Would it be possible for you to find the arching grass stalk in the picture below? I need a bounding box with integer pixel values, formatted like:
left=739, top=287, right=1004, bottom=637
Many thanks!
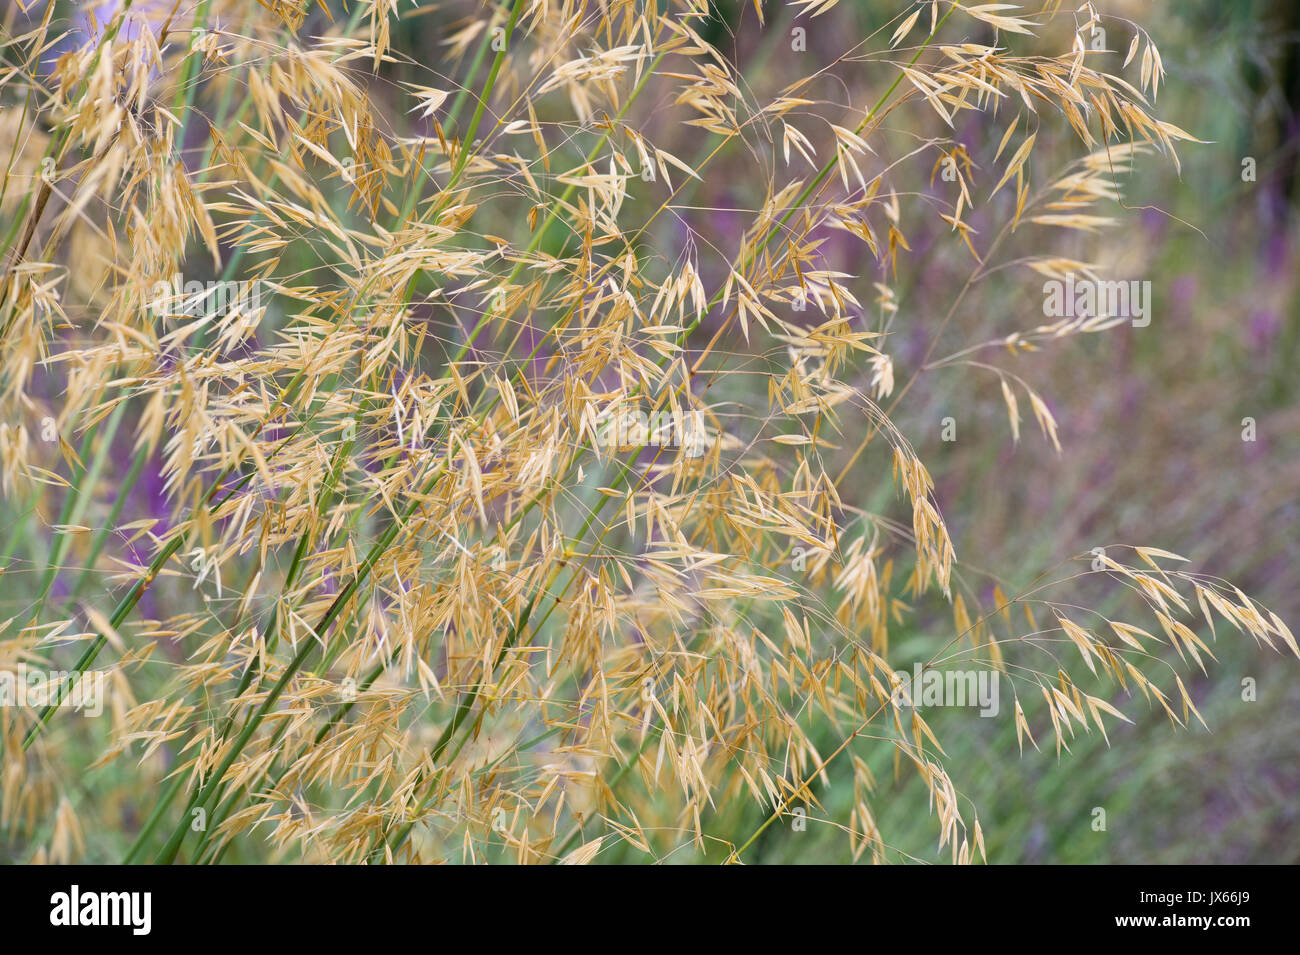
left=370, top=5, right=961, bottom=861
left=18, top=354, right=332, bottom=752
left=142, top=2, right=533, bottom=864
left=149, top=9, right=671, bottom=862
left=151, top=441, right=459, bottom=863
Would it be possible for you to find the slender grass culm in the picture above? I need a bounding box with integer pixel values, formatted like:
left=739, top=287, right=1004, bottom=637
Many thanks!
left=0, top=0, right=1294, bottom=867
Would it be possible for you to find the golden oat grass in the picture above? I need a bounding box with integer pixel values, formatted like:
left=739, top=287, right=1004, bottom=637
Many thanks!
left=0, top=0, right=1291, bottom=864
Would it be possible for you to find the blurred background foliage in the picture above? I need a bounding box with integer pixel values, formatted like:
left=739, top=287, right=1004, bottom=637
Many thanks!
left=683, top=0, right=1300, bottom=864
left=549, top=0, right=1300, bottom=864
